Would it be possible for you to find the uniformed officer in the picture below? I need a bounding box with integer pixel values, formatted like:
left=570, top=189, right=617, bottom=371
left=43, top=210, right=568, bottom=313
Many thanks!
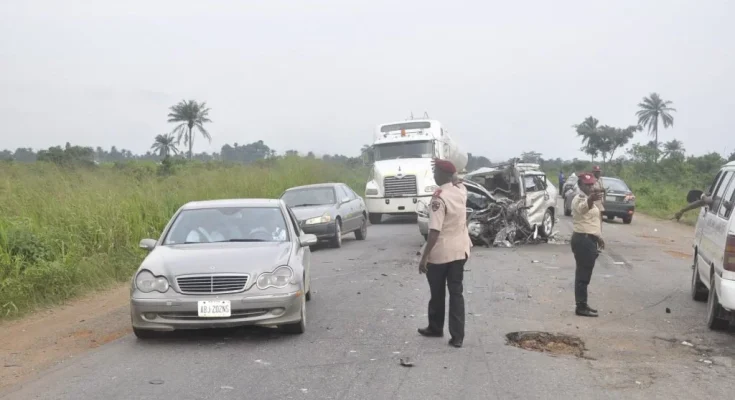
left=418, top=159, right=472, bottom=348
left=571, top=173, right=605, bottom=317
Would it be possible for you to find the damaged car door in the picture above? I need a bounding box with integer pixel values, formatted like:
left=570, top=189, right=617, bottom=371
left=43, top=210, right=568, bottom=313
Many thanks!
left=521, top=172, right=555, bottom=237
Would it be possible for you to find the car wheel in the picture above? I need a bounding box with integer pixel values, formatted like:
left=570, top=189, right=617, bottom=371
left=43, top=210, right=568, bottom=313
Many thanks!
left=330, top=220, right=342, bottom=248
left=355, top=216, right=367, bottom=240
left=606, top=215, right=615, bottom=221
left=706, top=272, right=730, bottom=330
left=369, top=213, right=382, bottom=225
left=622, top=215, right=633, bottom=224
left=691, top=255, right=708, bottom=302
left=282, top=295, right=306, bottom=334
left=539, top=209, right=554, bottom=238
left=133, top=327, right=160, bottom=339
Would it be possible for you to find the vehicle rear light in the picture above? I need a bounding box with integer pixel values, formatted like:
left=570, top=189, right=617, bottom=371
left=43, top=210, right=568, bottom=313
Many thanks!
left=726, top=234, right=735, bottom=272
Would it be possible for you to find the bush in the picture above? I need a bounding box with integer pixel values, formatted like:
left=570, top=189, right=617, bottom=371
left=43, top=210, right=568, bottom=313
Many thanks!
left=0, top=158, right=368, bottom=318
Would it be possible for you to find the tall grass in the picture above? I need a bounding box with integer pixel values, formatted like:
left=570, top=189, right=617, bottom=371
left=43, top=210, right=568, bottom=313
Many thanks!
left=0, top=157, right=367, bottom=319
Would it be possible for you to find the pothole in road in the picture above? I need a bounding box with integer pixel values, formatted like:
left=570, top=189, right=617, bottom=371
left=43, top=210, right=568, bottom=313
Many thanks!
left=506, top=331, right=586, bottom=358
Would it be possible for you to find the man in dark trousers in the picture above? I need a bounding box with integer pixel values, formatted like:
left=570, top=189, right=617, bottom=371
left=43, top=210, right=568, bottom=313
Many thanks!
left=418, top=159, right=472, bottom=348
left=570, top=173, right=604, bottom=317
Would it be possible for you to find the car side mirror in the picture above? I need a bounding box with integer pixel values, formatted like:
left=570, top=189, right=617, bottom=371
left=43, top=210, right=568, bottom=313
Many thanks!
left=139, top=238, right=157, bottom=251
left=687, top=189, right=704, bottom=203
left=300, top=234, right=318, bottom=247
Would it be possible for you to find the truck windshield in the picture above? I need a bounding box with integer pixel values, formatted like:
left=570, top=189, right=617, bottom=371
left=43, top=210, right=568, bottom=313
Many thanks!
left=373, top=141, right=433, bottom=161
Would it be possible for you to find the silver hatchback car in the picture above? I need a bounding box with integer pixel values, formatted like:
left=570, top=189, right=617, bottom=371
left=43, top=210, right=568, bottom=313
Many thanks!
left=130, top=199, right=317, bottom=339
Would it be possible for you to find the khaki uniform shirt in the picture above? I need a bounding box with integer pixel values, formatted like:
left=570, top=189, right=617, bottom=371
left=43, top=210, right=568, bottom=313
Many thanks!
left=572, top=193, right=602, bottom=237
left=427, top=182, right=472, bottom=264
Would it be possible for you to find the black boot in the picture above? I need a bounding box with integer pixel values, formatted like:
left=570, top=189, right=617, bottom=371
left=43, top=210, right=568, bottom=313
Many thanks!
left=576, top=303, right=598, bottom=317
left=418, top=327, right=443, bottom=337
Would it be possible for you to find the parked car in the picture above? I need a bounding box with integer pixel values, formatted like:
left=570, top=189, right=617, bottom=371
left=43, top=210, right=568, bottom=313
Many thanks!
left=689, top=160, right=735, bottom=330
left=418, top=161, right=558, bottom=243
left=280, top=183, right=367, bottom=248
left=130, top=199, right=316, bottom=339
left=562, top=172, right=579, bottom=197
left=563, top=176, right=636, bottom=224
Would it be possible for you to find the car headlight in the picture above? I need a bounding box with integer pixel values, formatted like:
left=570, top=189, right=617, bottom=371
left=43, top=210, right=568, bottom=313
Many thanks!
left=424, top=185, right=438, bottom=193
left=305, top=213, right=332, bottom=225
left=135, top=270, right=169, bottom=293
left=256, top=266, right=294, bottom=289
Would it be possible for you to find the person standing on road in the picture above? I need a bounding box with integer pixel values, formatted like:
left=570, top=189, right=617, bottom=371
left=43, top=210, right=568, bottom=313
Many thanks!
left=558, top=170, right=565, bottom=196
left=571, top=173, right=605, bottom=317
left=418, top=159, right=472, bottom=348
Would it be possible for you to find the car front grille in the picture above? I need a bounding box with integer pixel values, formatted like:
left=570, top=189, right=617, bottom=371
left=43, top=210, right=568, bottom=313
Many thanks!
left=155, top=309, right=269, bottom=320
left=176, top=274, right=249, bottom=294
left=383, top=175, right=418, bottom=197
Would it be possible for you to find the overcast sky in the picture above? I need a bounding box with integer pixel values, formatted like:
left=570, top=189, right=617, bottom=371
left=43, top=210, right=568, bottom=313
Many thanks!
left=1, top=0, right=732, bottom=160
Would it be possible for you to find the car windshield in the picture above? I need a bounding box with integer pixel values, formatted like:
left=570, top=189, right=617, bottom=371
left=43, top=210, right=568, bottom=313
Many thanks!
left=281, top=188, right=336, bottom=207
left=602, top=178, right=629, bottom=192
left=373, top=141, right=433, bottom=161
left=162, top=206, right=289, bottom=245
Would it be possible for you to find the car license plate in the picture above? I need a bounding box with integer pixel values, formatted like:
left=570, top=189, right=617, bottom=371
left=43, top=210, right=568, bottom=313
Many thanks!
left=606, top=195, right=618, bottom=202
left=197, top=300, right=231, bottom=318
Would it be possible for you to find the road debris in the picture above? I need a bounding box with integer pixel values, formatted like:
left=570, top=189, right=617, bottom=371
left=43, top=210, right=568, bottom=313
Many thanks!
left=221, top=386, right=234, bottom=390
left=666, top=308, right=671, bottom=314
left=399, top=357, right=414, bottom=367
left=149, top=379, right=164, bottom=385
left=681, top=341, right=694, bottom=347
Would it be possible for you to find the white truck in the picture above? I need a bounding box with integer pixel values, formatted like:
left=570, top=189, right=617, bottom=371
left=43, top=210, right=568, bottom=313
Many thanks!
left=364, top=119, right=468, bottom=224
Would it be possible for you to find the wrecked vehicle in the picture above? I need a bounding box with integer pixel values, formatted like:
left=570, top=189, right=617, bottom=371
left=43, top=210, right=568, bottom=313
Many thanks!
left=416, top=160, right=558, bottom=247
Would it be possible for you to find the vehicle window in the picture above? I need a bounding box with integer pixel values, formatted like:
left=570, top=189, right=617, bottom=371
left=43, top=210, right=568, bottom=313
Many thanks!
left=337, top=185, right=351, bottom=201
left=601, top=178, right=629, bottom=192
left=533, top=176, right=547, bottom=190
left=380, top=121, right=431, bottom=132
left=286, top=207, right=302, bottom=236
left=524, top=176, right=540, bottom=192
left=714, top=172, right=734, bottom=217
left=710, top=171, right=733, bottom=214
left=343, top=186, right=358, bottom=200
left=281, top=187, right=336, bottom=207
left=373, top=140, right=434, bottom=161
left=724, top=183, right=735, bottom=220
left=162, top=206, right=289, bottom=244
left=706, top=170, right=724, bottom=196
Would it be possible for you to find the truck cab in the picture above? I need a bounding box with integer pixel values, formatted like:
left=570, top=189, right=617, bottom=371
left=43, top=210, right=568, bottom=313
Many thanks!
left=364, top=119, right=467, bottom=224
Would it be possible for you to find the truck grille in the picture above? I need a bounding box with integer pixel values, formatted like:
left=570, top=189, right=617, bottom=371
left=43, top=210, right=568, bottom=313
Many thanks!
left=176, top=274, right=249, bottom=294
left=383, top=175, right=418, bottom=197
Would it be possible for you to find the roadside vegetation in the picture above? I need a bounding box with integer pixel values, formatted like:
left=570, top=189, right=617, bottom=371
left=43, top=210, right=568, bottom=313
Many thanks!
left=0, top=157, right=367, bottom=319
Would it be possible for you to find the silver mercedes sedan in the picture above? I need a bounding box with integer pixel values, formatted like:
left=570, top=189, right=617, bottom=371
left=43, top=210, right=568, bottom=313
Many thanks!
left=130, top=199, right=317, bottom=339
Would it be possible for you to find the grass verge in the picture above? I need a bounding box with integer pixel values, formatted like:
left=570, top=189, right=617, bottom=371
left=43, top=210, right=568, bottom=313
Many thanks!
left=0, top=157, right=367, bottom=319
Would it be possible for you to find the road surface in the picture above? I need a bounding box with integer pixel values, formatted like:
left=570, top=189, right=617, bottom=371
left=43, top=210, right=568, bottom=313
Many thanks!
left=2, top=204, right=734, bottom=400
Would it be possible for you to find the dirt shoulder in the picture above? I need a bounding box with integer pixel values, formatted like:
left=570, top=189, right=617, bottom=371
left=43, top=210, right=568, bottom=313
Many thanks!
left=0, top=284, right=131, bottom=391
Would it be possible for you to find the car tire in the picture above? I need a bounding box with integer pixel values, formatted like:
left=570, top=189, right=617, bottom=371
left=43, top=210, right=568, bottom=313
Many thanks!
left=622, top=215, right=633, bottom=224
left=706, top=272, right=730, bottom=330
left=355, top=216, right=367, bottom=240
left=369, top=213, right=382, bottom=225
left=539, top=209, right=554, bottom=238
left=691, top=255, right=708, bottom=302
left=133, top=327, right=160, bottom=339
left=282, top=295, right=306, bottom=334
left=606, top=215, right=615, bottom=221
left=330, top=221, right=343, bottom=248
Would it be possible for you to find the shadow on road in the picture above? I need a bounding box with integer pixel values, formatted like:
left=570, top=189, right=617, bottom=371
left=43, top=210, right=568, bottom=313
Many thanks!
left=134, top=326, right=297, bottom=345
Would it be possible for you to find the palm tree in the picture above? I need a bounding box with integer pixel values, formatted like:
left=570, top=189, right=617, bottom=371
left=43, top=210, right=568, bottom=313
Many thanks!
left=573, top=116, right=600, bottom=162
left=167, top=100, right=212, bottom=159
left=635, top=93, right=676, bottom=160
left=151, top=134, right=179, bottom=158
left=662, top=139, right=685, bottom=159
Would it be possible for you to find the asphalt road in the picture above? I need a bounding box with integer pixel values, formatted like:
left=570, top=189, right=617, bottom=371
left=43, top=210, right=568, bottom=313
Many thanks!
left=3, top=203, right=734, bottom=400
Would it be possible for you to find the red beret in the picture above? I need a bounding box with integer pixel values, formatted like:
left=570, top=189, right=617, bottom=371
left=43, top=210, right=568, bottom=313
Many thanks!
left=433, top=159, right=456, bottom=174
left=579, top=173, right=597, bottom=185
left=593, top=165, right=601, bottom=172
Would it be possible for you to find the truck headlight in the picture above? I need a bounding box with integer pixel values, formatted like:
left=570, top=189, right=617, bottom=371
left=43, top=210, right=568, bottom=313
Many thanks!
left=365, top=180, right=380, bottom=197
left=135, top=270, right=169, bottom=293
left=365, top=188, right=379, bottom=196
left=424, top=185, right=439, bottom=193
left=257, top=266, right=294, bottom=289
left=305, top=214, right=332, bottom=225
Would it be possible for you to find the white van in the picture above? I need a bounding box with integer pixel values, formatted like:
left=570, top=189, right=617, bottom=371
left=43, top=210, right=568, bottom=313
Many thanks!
left=689, top=161, right=735, bottom=330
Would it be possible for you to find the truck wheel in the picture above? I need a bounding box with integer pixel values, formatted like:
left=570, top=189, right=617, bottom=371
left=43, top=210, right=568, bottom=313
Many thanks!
left=622, top=215, right=633, bottom=224
left=690, top=256, right=708, bottom=302
left=369, top=213, right=382, bottom=225
left=706, top=273, right=730, bottom=330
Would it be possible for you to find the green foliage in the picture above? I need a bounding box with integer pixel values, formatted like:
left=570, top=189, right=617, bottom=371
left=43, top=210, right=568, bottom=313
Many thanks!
left=0, top=157, right=368, bottom=319
left=636, top=93, right=676, bottom=156
left=167, top=100, right=213, bottom=159
left=36, top=142, right=96, bottom=167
